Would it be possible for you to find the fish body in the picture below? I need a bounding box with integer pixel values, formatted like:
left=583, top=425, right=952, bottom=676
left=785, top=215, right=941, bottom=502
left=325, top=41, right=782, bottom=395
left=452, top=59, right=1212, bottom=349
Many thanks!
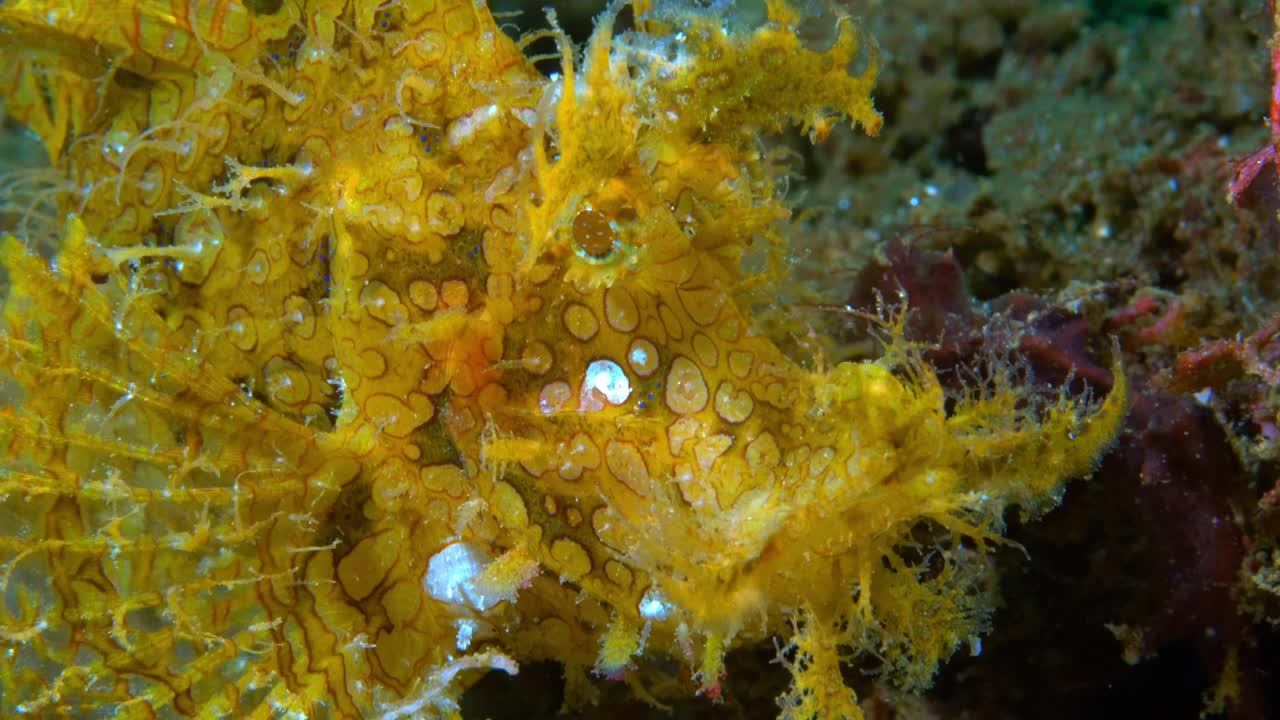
left=0, top=1, right=1123, bottom=717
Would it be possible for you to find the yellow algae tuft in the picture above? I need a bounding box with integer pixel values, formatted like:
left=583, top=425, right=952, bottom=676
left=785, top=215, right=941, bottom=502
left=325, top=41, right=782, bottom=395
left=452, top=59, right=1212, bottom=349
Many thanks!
left=0, top=0, right=1124, bottom=717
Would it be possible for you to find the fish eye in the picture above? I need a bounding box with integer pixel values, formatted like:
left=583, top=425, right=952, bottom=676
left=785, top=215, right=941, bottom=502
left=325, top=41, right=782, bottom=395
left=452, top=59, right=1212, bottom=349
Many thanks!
left=571, top=208, right=618, bottom=262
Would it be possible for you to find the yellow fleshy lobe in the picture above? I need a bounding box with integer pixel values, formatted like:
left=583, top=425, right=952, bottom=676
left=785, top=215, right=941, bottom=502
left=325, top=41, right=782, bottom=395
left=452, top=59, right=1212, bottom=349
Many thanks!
left=0, top=0, right=1123, bottom=717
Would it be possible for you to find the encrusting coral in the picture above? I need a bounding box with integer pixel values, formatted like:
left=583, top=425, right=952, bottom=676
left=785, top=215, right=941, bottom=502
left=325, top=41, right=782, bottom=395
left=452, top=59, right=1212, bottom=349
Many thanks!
left=0, top=0, right=1125, bottom=717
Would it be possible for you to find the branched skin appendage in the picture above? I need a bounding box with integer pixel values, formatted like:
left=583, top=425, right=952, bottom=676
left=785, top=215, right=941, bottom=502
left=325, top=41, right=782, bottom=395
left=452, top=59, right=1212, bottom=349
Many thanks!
left=0, top=0, right=1125, bottom=717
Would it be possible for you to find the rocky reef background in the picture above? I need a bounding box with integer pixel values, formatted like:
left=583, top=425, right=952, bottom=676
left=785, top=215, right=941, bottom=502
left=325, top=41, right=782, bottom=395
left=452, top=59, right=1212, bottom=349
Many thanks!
left=5, top=0, right=1280, bottom=717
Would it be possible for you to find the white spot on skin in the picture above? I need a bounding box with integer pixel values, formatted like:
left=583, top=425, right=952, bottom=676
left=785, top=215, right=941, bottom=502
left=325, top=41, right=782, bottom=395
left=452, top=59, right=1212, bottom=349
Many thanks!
left=638, top=587, right=673, bottom=621
left=580, top=360, right=631, bottom=411
left=424, top=542, right=497, bottom=611
left=455, top=619, right=477, bottom=650
left=628, top=339, right=659, bottom=377
left=446, top=104, right=500, bottom=147
left=512, top=108, right=537, bottom=128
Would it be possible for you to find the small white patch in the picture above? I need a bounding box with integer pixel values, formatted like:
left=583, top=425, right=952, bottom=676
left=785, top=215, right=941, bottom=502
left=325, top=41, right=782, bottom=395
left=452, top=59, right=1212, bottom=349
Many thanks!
left=446, top=104, right=500, bottom=147
left=424, top=542, right=495, bottom=611
left=580, top=359, right=631, bottom=411
left=638, top=587, right=672, bottom=621
left=455, top=619, right=477, bottom=651
left=511, top=108, right=537, bottom=128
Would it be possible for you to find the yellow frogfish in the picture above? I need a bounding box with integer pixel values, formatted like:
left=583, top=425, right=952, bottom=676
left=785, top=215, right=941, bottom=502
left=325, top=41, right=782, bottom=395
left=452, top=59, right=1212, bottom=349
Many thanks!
left=0, top=0, right=1125, bottom=717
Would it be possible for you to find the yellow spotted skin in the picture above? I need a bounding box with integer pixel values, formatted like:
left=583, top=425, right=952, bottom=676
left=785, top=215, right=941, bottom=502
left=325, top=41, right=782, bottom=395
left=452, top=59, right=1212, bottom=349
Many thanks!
left=0, top=0, right=1125, bottom=717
